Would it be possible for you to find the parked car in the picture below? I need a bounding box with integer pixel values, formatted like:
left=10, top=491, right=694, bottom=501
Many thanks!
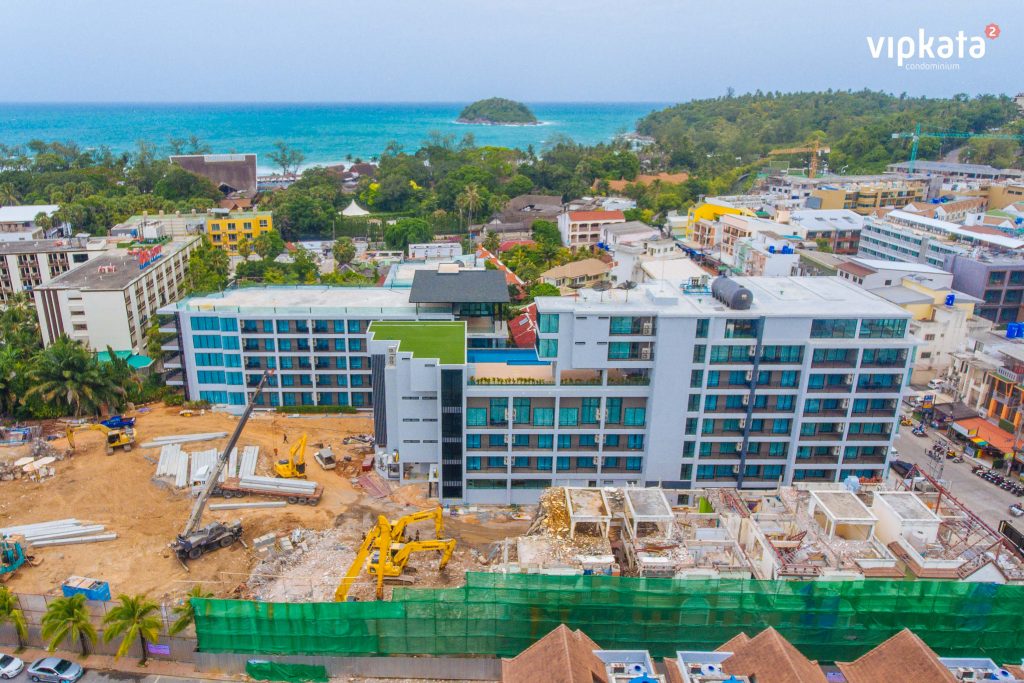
left=27, top=657, right=83, bottom=682
left=927, top=378, right=944, bottom=390
left=0, top=653, right=24, bottom=680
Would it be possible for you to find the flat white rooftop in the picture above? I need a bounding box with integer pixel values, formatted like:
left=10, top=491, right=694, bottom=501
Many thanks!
left=536, top=275, right=909, bottom=319
left=0, top=204, right=59, bottom=223
left=165, top=285, right=422, bottom=315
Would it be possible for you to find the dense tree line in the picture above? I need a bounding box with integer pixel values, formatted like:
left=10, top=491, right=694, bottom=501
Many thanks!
left=637, top=90, right=1021, bottom=175
left=0, top=140, right=222, bottom=235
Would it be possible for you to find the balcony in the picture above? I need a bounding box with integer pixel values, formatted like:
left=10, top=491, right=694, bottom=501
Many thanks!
left=856, top=383, right=901, bottom=393
left=606, top=368, right=651, bottom=386
left=800, top=432, right=844, bottom=441
left=467, top=352, right=555, bottom=386
left=808, top=382, right=852, bottom=394
left=165, top=369, right=183, bottom=386
left=560, top=369, right=603, bottom=386
left=795, top=455, right=841, bottom=465
left=164, top=354, right=182, bottom=369
left=846, top=432, right=892, bottom=441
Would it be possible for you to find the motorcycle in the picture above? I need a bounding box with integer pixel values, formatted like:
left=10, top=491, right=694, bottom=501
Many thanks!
left=900, top=416, right=914, bottom=427
left=912, top=427, right=927, bottom=437
left=1011, top=504, right=1024, bottom=518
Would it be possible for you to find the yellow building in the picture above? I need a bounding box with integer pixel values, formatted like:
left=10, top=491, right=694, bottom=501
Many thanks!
left=683, top=202, right=752, bottom=243
left=204, top=211, right=274, bottom=253
left=810, top=182, right=926, bottom=215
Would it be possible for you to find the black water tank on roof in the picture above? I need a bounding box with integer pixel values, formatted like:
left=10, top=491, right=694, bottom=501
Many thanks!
left=711, top=277, right=753, bottom=310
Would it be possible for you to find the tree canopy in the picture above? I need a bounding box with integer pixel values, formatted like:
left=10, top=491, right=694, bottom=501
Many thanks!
left=458, top=98, right=538, bottom=125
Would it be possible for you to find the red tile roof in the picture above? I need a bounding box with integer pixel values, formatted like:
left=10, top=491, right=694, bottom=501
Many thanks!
left=509, top=302, right=538, bottom=349
left=568, top=210, right=625, bottom=222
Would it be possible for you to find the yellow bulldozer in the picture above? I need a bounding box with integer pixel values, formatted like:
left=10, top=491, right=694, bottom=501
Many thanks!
left=66, top=423, right=135, bottom=455
left=335, top=507, right=456, bottom=601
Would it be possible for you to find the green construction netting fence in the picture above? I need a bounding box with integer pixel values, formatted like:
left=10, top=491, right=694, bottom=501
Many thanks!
left=245, top=660, right=328, bottom=683
left=194, top=572, right=1024, bottom=663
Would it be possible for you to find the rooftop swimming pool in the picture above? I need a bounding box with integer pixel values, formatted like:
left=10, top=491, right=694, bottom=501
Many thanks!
left=467, top=348, right=550, bottom=365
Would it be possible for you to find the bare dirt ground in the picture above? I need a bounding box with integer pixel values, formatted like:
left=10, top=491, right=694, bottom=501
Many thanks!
left=0, top=405, right=528, bottom=603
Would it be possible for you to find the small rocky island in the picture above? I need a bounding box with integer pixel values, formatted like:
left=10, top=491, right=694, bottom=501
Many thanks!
left=457, top=98, right=539, bottom=125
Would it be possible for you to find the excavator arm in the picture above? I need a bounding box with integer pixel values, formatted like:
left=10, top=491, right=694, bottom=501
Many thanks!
left=389, top=539, right=457, bottom=572
left=390, top=507, right=444, bottom=543
left=334, top=517, right=387, bottom=602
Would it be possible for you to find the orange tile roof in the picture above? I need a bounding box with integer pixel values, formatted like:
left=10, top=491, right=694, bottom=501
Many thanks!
left=568, top=210, right=625, bottom=222
left=952, top=417, right=1014, bottom=453
left=721, top=628, right=826, bottom=683
left=500, top=624, right=607, bottom=683
left=836, top=629, right=955, bottom=683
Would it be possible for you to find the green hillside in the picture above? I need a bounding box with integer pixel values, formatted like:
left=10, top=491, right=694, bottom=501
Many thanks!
left=458, top=98, right=538, bottom=125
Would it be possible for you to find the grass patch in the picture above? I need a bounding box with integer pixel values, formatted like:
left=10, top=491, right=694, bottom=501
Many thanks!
left=368, top=321, right=466, bottom=365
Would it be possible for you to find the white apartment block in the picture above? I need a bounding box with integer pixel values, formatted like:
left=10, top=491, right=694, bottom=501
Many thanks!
left=161, top=267, right=914, bottom=505
left=0, top=204, right=66, bottom=242
left=0, top=236, right=109, bottom=304
left=34, top=238, right=199, bottom=353
left=558, top=210, right=625, bottom=249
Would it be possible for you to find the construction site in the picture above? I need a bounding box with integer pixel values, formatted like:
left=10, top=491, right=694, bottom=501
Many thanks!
left=0, top=400, right=527, bottom=603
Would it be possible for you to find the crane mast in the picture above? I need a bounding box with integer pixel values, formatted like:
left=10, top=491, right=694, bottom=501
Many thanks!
left=180, top=370, right=272, bottom=538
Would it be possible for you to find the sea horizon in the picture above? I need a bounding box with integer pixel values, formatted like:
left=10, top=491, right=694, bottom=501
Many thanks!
left=0, top=102, right=666, bottom=171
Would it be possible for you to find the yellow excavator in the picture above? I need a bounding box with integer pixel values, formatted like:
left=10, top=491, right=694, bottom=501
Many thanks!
left=274, top=433, right=307, bottom=478
left=334, top=507, right=456, bottom=601
left=66, top=423, right=135, bottom=455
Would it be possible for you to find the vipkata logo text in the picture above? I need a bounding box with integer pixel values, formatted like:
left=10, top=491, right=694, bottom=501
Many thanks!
left=866, top=25, right=1000, bottom=69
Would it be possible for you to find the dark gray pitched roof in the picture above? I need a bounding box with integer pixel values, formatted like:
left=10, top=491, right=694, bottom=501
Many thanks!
left=409, top=269, right=510, bottom=303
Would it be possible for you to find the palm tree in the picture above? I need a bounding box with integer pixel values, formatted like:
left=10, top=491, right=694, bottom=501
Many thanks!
left=100, top=345, right=140, bottom=406
left=0, top=182, right=18, bottom=206
left=26, top=336, right=123, bottom=417
left=102, top=594, right=162, bottom=665
left=456, top=183, right=483, bottom=228
left=0, top=587, right=28, bottom=650
left=41, top=594, right=96, bottom=656
left=168, top=585, right=213, bottom=636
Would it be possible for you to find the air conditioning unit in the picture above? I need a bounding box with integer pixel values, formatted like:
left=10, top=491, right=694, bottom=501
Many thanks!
left=831, top=446, right=841, bottom=455
left=641, top=322, right=653, bottom=335
left=841, top=399, right=849, bottom=408
left=731, top=464, right=740, bottom=475
left=595, top=434, right=603, bottom=445
left=745, top=370, right=753, bottom=382
left=741, top=395, right=749, bottom=406
left=640, top=347, right=652, bottom=360
left=748, top=346, right=757, bottom=357
left=386, top=345, right=398, bottom=368
left=844, top=374, right=854, bottom=384
left=595, top=409, right=604, bottom=420
left=738, top=418, right=746, bottom=429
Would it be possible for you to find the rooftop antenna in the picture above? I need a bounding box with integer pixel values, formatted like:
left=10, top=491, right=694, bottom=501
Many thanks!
left=568, top=282, right=585, bottom=300
left=592, top=280, right=612, bottom=301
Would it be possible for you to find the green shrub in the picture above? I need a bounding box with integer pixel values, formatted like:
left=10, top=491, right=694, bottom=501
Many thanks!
left=184, top=400, right=211, bottom=410
left=163, top=394, right=185, bottom=407
left=274, top=405, right=358, bottom=414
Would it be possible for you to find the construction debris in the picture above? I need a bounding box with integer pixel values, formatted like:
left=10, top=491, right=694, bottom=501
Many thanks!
left=139, top=432, right=229, bottom=448
left=209, top=501, right=287, bottom=511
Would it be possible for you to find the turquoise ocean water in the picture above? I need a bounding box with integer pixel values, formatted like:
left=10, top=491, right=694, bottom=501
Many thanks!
left=0, top=102, right=664, bottom=171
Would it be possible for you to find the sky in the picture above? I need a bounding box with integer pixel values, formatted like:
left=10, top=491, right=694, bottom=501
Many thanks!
left=1, top=0, right=1020, bottom=102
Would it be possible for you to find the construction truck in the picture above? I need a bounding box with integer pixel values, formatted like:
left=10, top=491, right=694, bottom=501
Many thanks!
left=274, top=433, right=307, bottom=478
left=313, top=446, right=336, bottom=470
left=215, top=477, right=323, bottom=505
left=170, top=371, right=271, bottom=562
left=334, top=507, right=455, bottom=601
left=66, top=423, right=135, bottom=455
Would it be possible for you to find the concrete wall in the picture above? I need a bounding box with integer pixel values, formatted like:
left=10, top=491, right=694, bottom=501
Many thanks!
left=195, top=652, right=501, bottom=680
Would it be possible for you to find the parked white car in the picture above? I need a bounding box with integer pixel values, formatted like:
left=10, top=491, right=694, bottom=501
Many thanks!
left=927, top=378, right=944, bottom=390
left=0, top=653, right=24, bottom=680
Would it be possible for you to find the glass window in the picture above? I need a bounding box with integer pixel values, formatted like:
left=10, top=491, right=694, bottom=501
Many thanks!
left=780, top=371, right=799, bottom=387
left=581, top=398, right=600, bottom=424
left=692, top=344, right=706, bottom=363
left=724, top=319, right=759, bottom=338
left=627, top=434, right=644, bottom=449
left=348, top=320, right=364, bottom=333
left=537, top=435, right=553, bottom=449
left=190, top=316, right=220, bottom=331
left=860, top=318, right=907, bottom=339
left=624, top=407, right=646, bottom=426
left=706, top=371, right=720, bottom=387
left=610, top=317, right=634, bottom=335
left=513, top=434, right=529, bottom=447
left=533, top=407, right=554, bottom=426
left=538, top=338, right=558, bottom=358
left=609, top=342, right=631, bottom=360
left=557, top=435, right=571, bottom=449
left=605, top=398, right=622, bottom=424
left=690, top=370, right=703, bottom=388
left=811, top=319, right=857, bottom=338
left=559, top=407, right=579, bottom=426
left=489, top=399, right=507, bottom=424
left=467, top=408, right=487, bottom=427
left=467, top=456, right=481, bottom=469
left=695, top=318, right=709, bottom=338
left=513, top=398, right=531, bottom=424
left=538, top=314, right=559, bottom=333
left=488, top=434, right=507, bottom=447
left=605, top=434, right=620, bottom=448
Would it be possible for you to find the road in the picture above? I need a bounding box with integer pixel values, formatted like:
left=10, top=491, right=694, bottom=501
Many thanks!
left=893, top=426, right=1020, bottom=529
left=80, top=675, right=205, bottom=683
